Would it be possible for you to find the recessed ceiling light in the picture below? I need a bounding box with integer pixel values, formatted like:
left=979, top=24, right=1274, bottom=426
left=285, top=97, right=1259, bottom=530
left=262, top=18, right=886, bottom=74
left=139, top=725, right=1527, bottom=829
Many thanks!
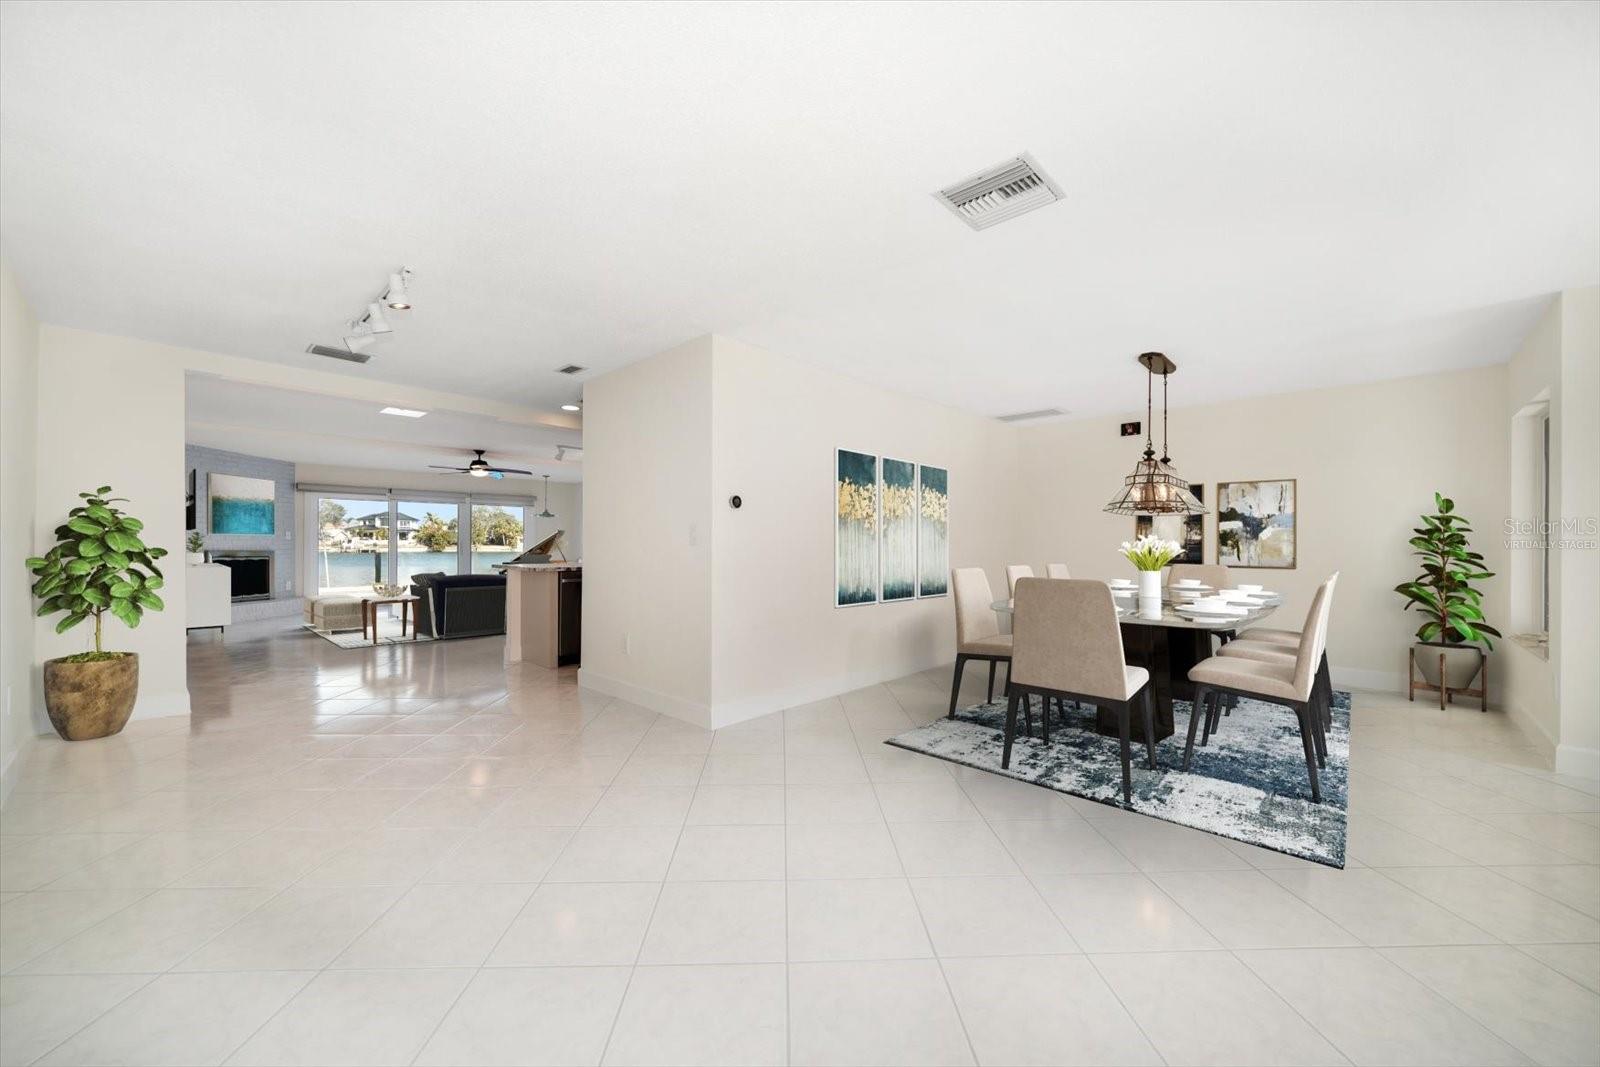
left=380, top=406, right=427, bottom=418
left=561, top=403, right=581, bottom=412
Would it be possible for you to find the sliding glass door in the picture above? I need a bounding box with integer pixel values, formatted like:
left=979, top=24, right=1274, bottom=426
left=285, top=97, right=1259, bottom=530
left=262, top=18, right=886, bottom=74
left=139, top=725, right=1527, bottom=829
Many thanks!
left=306, top=487, right=538, bottom=595
left=397, top=499, right=461, bottom=585
left=470, top=503, right=527, bottom=573
left=315, top=495, right=389, bottom=596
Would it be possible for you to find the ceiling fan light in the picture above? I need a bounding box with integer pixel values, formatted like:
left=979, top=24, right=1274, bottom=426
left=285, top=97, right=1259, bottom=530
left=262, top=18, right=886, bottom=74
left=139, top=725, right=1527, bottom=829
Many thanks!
left=469, top=467, right=489, bottom=477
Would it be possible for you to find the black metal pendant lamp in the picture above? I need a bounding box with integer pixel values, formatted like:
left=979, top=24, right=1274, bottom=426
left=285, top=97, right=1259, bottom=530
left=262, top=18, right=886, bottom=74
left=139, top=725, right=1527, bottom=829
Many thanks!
left=1102, top=352, right=1207, bottom=516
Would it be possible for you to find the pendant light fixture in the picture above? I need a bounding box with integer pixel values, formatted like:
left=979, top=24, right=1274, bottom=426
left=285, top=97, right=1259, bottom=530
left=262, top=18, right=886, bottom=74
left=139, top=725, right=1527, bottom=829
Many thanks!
left=1103, top=352, right=1207, bottom=516
left=538, top=475, right=556, bottom=519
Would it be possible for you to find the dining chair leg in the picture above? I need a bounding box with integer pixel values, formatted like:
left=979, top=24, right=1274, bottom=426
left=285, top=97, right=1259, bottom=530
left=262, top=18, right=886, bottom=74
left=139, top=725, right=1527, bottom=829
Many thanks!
left=1140, top=686, right=1157, bottom=769
left=986, top=660, right=997, bottom=704
left=1117, top=700, right=1134, bottom=805
left=1183, top=685, right=1208, bottom=771
left=1295, top=703, right=1322, bottom=803
left=1310, top=690, right=1328, bottom=768
left=1316, top=654, right=1333, bottom=729
left=1040, top=693, right=1051, bottom=744
left=947, top=655, right=967, bottom=719
left=1200, top=690, right=1216, bottom=747
left=1212, top=691, right=1228, bottom=732
left=1023, top=695, right=1034, bottom=739
left=1001, top=687, right=1019, bottom=769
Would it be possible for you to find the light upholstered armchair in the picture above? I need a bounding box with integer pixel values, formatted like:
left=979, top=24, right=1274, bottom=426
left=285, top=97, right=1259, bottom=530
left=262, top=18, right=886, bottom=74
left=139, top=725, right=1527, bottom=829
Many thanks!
left=948, top=567, right=1013, bottom=717
left=1005, top=578, right=1156, bottom=804
left=1045, top=563, right=1071, bottom=579
left=1184, top=577, right=1336, bottom=802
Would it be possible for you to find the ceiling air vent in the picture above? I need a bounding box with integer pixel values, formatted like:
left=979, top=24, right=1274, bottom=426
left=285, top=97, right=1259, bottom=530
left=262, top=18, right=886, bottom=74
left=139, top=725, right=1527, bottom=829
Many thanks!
left=306, top=344, right=372, bottom=364
left=556, top=364, right=587, bottom=375
left=996, top=407, right=1067, bottom=423
left=935, top=153, right=1063, bottom=231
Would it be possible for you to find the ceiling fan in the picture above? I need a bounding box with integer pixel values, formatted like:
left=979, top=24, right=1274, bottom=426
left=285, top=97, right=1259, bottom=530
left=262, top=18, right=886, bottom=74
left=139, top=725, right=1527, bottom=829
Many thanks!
left=428, top=449, right=533, bottom=479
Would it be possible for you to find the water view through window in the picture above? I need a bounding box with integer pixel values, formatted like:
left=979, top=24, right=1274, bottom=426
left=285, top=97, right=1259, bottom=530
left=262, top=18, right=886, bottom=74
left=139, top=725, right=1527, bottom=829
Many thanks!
left=315, top=495, right=527, bottom=595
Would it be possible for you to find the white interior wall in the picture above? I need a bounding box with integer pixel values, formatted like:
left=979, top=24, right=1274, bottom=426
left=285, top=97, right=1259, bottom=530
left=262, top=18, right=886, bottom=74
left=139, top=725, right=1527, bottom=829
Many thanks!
left=1503, top=297, right=1564, bottom=751
left=708, top=335, right=1016, bottom=725
left=1011, top=364, right=1512, bottom=701
left=1556, top=287, right=1599, bottom=777
left=579, top=337, right=716, bottom=721
left=1, top=262, right=40, bottom=803
left=33, top=325, right=192, bottom=724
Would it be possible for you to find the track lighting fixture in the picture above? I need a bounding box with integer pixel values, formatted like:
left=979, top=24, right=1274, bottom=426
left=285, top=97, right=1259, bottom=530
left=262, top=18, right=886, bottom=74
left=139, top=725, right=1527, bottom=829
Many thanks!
left=383, top=268, right=413, bottom=311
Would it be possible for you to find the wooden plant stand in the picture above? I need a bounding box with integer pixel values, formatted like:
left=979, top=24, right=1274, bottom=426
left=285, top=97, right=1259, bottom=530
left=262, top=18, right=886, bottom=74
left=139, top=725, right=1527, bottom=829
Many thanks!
left=1408, top=646, right=1487, bottom=712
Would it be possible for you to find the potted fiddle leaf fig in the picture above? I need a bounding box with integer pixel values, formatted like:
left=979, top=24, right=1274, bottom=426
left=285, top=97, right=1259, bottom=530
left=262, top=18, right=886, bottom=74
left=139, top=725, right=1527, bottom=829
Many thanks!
left=1395, top=492, right=1499, bottom=698
left=25, top=486, right=168, bottom=741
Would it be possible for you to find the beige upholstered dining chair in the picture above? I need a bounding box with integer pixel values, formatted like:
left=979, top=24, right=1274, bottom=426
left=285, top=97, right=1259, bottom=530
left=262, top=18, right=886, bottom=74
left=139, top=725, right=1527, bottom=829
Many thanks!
left=1166, top=563, right=1230, bottom=590
left=949, top=568, right=1013, bottom=717
left=1004, top=578, right=1156, bottom=804
left=1218, top=573, right=1340, bottom=732
left=1045, top=563, right=1071, bottom=579
left=1184, top=579, right=1335, bottom=802
left=1005, top=564, right=1034, bottom=597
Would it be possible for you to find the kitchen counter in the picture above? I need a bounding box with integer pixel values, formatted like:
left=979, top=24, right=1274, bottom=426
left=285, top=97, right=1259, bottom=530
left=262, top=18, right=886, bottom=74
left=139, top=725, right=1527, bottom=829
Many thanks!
left=504, top=564, right=582, bottom=667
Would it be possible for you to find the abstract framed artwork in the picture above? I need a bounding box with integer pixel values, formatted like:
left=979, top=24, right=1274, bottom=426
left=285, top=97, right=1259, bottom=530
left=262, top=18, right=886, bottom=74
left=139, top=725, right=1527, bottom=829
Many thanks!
left=917, top=464, right=949, bottom=598
left=209, top=473, right=276, bottom=534
left=1217, top=479, right=1296, bottom=568
left=879, top=458, right=917, bottom=601
left=1136, top=483, right=1204, bottom=564
left=835, top=448, right=879, bottom=606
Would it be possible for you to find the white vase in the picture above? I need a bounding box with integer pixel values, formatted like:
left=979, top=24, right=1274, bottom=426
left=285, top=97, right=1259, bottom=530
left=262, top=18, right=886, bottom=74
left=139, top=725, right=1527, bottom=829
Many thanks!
left=187, top=552, right=205, bottom=565
left=1137, top=569, right=1162, bottom=602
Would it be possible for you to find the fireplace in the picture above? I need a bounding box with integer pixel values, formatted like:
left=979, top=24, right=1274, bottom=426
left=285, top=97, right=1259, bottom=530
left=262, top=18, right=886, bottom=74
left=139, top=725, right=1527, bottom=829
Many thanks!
left=210, top=551, right=273, bottom=602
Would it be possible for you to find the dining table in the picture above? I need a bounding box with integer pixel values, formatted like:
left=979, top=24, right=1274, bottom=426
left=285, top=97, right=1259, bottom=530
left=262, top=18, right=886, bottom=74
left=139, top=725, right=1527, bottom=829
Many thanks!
left=991, top=592, right=1281, bottom=743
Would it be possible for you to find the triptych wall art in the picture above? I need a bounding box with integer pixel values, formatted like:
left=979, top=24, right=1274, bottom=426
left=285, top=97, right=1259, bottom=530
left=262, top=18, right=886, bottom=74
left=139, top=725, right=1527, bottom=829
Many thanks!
left=835, top=449, right=948, bottom=607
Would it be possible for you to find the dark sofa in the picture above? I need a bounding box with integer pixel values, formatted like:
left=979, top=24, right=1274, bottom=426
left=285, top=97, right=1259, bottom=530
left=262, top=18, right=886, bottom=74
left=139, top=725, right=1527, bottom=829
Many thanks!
left=409, top=572, right=507, bottom=639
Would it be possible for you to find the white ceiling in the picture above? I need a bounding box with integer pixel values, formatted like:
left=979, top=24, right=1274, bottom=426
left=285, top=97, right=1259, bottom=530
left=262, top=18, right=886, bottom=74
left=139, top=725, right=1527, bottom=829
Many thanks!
left=185, top=374, right=583, bottom=481
left=3, top=2, right=1596, bottom=419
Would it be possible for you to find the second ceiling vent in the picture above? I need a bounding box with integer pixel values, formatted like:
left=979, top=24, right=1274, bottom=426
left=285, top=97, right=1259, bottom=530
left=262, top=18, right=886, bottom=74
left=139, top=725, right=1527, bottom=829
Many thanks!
left=935, top=153, right=1063, bottom=231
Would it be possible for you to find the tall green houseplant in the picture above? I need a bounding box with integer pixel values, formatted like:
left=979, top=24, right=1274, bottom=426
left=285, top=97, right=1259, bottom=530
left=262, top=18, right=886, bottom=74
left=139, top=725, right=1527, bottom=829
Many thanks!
left=1394, top=492, right=1500, bottom=648
left=25, top=486, right=168, bottom=740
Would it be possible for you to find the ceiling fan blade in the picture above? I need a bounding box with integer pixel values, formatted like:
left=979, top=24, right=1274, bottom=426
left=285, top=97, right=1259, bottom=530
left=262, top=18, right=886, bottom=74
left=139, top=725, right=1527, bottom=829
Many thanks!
left=427, top=465, right=471, bottom=472
left=486, top=467, right=534, bottom=476
left=489, top=471, right=504, bottom=480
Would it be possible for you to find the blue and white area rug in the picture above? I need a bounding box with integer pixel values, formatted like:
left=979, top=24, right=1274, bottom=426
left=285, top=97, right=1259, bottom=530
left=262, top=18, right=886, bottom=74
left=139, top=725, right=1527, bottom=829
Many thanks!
left=887, top=692, right=1350, bottom=867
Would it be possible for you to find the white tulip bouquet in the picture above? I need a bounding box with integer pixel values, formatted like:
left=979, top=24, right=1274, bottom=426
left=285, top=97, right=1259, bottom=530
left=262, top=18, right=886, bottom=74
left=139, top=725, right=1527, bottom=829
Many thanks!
left=1118, top=535, right=1182, bottom=572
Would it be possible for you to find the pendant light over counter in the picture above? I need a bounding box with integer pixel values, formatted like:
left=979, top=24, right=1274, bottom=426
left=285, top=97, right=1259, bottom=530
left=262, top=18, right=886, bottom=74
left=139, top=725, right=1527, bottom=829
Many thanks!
left=538, top=475, right=556, bottom=519
left=1103, top=352, right=1207, bottom=517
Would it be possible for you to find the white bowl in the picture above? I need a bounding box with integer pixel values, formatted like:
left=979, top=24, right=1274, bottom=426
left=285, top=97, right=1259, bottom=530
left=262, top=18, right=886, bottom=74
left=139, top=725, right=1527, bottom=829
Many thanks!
left=1217, top=589, right=1252, bottom=601
left=1174, top=578, right=1203, bottom=587
left=1236, top=584, right=1263, bottom=594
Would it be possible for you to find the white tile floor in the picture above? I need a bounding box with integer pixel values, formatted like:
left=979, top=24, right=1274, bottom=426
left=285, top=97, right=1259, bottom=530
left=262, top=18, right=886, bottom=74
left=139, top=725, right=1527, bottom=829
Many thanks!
left=1, top=619, right=1597, bottom=1065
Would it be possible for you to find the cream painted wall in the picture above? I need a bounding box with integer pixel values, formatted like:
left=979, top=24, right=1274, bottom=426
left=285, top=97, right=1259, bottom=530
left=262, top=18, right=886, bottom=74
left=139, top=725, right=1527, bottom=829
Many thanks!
left=1011, top=364, right=1511, bottom=697
left=34, top=326, right=191, bottom=722
left=580, top=337, right=715, bottom=721
left=1503, top=296, right=1562, bottom=751
left=1, top=262, right=41, bottom=801
left=1556, top=287, right=1599, bottom=777
left=708, top=336, right=1016, bottom=725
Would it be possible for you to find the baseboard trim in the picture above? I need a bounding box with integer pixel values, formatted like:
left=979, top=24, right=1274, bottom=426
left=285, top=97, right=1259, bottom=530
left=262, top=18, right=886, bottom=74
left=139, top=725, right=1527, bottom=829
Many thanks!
left=0, top=748, right=19, bottom=809
left=131, top=686, right=193, bottom=723
left=577, top=669, right=712, bottom=729
left=1330, top=666, right=1406, bottom=694
left=1555, top=743, right=1600, bottom=780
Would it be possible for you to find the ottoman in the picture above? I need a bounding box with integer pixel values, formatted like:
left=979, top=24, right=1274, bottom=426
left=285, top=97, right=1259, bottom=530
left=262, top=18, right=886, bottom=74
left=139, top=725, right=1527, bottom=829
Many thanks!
left=306, top=596, right=364, bottom=633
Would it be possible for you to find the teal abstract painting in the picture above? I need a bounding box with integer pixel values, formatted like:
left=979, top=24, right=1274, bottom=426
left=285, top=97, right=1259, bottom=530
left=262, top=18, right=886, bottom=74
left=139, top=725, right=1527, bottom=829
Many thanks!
left=210, top=473, right=276, bottom=534
left=917, top=465, right=948, bottom=597
left=836, top=449, right=878, bottom=607
left=880, top=458, right=916, bottom=601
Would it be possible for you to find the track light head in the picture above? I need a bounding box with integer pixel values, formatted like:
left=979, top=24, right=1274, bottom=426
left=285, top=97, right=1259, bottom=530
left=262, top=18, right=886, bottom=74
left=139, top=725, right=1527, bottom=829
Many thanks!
left=362, top=303, right=393, bottom=335
left=383, top=269, right=413, bottom=311
left=342, top=331, right=378, bottom=352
